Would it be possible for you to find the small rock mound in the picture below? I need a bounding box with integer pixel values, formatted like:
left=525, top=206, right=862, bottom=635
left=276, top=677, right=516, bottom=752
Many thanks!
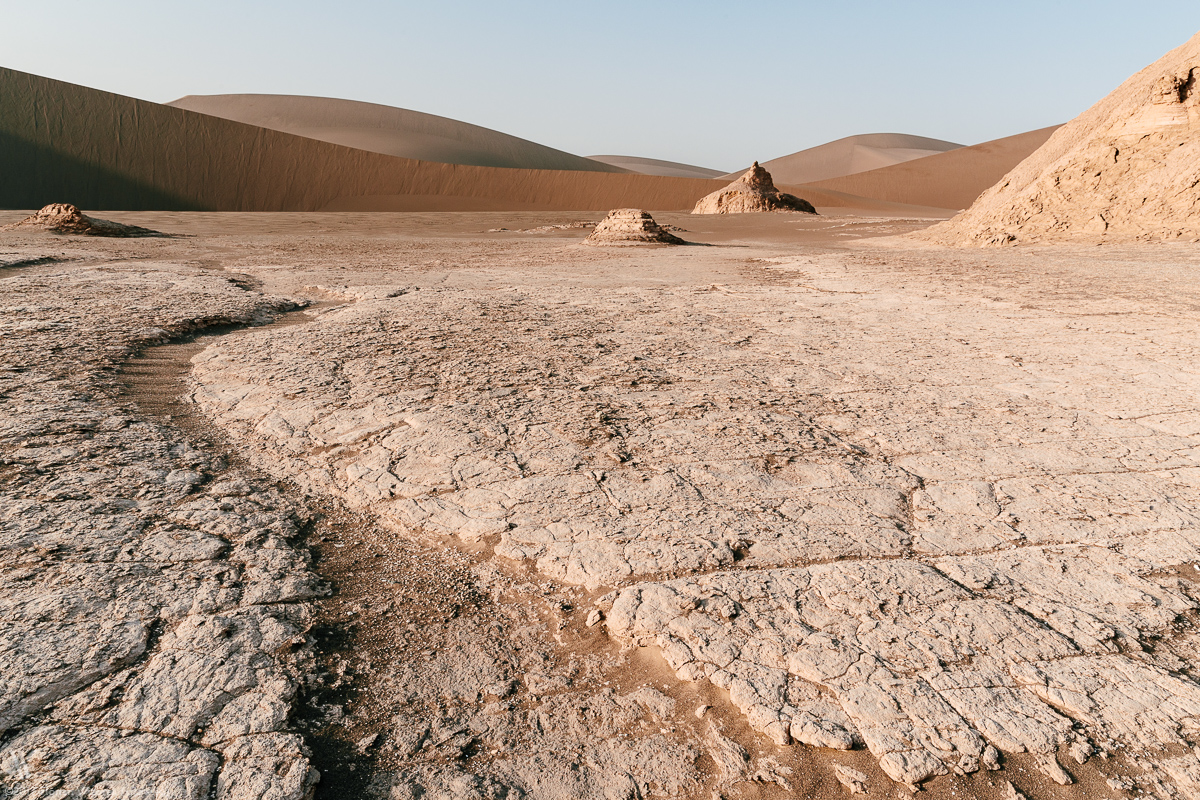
left=583, top=209, right=686, bottom=245
left=692, top=163, right=816, bottom=215
left=924, top=30, right=1200, bottom=246
left=4, top=204, right=163, bottom=237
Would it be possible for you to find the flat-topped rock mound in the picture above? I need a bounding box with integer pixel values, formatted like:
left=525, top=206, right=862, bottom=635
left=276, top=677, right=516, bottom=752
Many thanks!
left=583, top=208, right=685, bottom=245
left=925, top=30, right=1200, bottom=245
left=693, top=162, right=816, bottom=215
left=4, top=204, right=163, bottom=237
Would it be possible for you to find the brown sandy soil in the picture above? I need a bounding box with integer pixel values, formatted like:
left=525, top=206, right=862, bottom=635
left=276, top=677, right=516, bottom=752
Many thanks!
left=2, top=210, right=1198, bottom=800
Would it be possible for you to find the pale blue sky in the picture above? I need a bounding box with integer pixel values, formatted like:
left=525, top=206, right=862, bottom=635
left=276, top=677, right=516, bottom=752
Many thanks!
left=4, top=1, right=1198, bottom=171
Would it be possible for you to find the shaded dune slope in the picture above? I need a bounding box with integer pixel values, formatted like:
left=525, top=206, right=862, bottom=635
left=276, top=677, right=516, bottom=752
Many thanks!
left=166, top=93, right=626, bottom=173
left=728, top=133, right=963, bottom=184
left=802, top=126, right=1062, bottom=211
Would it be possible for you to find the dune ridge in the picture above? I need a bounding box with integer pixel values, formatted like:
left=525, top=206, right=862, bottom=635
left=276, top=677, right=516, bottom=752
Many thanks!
left=727, top=133, right=962, bottom=185
left=586, top=155, right=727, bottom=179
left=801, top=126, right=1062, bottom=211
left=167, top=93, right=626, bottom=173
left=0, top=67, right=724, bottom=212
left=0, top=68, right=955, bottom=215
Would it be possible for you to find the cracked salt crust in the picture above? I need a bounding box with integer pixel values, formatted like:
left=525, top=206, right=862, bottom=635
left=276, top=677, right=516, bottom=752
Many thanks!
left=190, top=237, right=1200, bottom=793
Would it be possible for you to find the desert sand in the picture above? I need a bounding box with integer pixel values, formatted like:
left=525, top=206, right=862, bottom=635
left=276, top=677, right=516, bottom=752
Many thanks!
left=803, top=126, right=1062, bottom=212
left=927, top=31, right=1200, bottom=244
left=586, top=156, right=728, bottom=179
left=167, top=94, right=627, bottom=173
left=0, top=68, right=974, bottom=218
left=3, top=24, right=1200, bottom=800
left=733, top=133, right=963, bottom=185
left=693, top=163, right=816, bottom=214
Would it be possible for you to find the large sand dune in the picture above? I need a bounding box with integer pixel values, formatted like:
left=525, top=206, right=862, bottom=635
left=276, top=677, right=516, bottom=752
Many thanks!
left=167, top=93, right=626, bottom=173
left=728, top=133, right=962, bottom=185
left=801, top=126, right=1061, bottom=211
left=0, top=67, right=732, bottom=212
left=586, top=155, right=727, bottom=179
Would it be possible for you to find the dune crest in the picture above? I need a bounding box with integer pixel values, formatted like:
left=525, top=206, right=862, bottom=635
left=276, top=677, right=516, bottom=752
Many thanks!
left=693, top=163, right=816, bottom=214
left=587, top=155, right=727, bottom=179
left=731, top=133, right=962, bottom=185
left=167, top=94, right=625, bottom=173
left=925, top=31, right=1200, bottom=245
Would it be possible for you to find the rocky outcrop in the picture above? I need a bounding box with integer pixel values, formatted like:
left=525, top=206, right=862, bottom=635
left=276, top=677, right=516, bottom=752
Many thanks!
left=4, top=203, right=163, bottom=237
left=582, top=208, right=684, bottom=245
left=925, top=30, right=1200, bottom=245
left=692, top=163, right=815, bottom=214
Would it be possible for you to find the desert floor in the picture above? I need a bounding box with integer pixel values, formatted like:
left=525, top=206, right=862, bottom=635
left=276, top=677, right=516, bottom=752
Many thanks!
left=3, top=210, right=1199, bottom=800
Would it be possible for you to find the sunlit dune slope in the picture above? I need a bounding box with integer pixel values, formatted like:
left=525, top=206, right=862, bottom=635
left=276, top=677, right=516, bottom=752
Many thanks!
left=803, top=126, right=1062, bottom=211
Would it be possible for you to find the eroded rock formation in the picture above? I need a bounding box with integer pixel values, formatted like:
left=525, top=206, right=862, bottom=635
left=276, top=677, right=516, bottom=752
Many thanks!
left=582, top=208, right=684, bottom=245
left=692, top=163, right=816, bottom=214
left=926, top=30, right=1200, bottom=245
left=4, top=204, right=163, bottom=237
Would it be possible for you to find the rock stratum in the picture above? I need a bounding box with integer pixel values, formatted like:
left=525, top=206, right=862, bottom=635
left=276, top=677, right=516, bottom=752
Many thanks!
left=926, top=30, right=1200, bottom=245
left=692, top=163, right=816, bottom=214
left=4, top=204, right=164, bottom=237
left=583, top=209, right=685, bottom=245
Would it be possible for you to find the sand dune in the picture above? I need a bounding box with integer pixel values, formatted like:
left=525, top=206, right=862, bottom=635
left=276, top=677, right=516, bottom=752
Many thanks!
left=0, top=68, right=730, bottom=212
left=586, top=155, right=727, bottom=179
left=726, top=133, right=963, bottom=184
left=167, top=93, right=625, bottom=173
left=802, top=126, right=1061, bottom=211
left=0, top=68, right=955, bottom=215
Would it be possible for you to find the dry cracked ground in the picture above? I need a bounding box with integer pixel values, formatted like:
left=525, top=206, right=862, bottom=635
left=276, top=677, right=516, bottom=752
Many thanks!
left=2, top=210, right=1200, bottom=800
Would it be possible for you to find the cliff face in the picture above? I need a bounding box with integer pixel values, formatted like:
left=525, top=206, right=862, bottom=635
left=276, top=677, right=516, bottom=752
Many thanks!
left=925, top=31, right=1200, bottom=245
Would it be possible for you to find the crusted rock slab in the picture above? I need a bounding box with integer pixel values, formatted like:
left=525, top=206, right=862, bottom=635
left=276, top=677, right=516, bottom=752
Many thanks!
left=3, top=203, right=164, bottom=237
left=692, top=162, right=816, bottom=214
left=925, top=30, right=1200, bottom=245
left=185, top=240, right=1200, bottom=794
left=0, top=257, right=318, bottom=798
left=582, top=208, right=685, bottom=245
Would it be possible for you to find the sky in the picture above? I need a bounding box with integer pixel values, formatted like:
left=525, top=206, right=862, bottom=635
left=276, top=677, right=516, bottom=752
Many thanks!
left=3, top=1, right=1199, bottom=171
